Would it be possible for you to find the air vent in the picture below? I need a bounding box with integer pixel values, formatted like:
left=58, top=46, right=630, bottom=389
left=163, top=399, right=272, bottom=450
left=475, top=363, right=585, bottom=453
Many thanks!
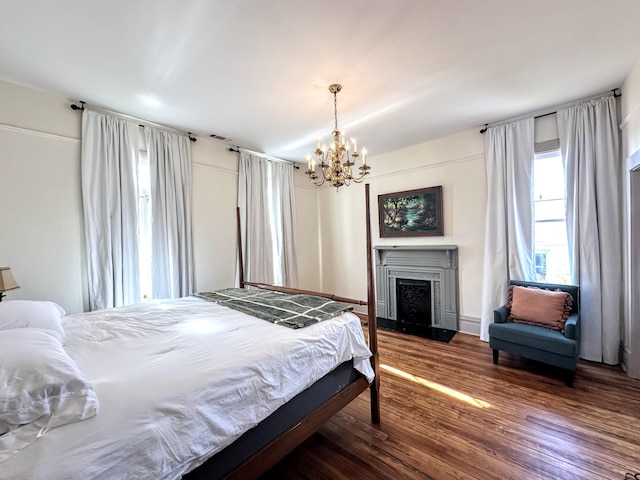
left=209, top=133, right=231, bottom=142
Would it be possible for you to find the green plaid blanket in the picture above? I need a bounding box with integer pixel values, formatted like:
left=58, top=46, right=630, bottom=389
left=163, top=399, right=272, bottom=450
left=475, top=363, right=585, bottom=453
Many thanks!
left=194, top=288, right=353, bottom=329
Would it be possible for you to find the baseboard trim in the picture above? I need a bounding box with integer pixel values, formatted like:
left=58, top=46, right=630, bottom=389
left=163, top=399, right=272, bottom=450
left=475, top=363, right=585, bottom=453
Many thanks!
left=459, top=315, right=480, bottom=336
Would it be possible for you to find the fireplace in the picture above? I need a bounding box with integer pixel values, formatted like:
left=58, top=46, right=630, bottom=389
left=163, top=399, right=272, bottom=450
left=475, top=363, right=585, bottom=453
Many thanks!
left=374, top=245, right=459, bottom=337
left=396, top=278, right=431, bottom=326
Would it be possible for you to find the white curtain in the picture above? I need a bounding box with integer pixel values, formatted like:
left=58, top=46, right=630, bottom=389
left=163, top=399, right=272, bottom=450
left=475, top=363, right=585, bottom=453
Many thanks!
left=81, top=110, right=140, bottom=310
left=480, top=118, right=536, bottom=341
left=237, top=150, right=298, bottom=287
left=270, top=161, right=299, bottom=287
left=145, top=128, right=194, bottom=299
left=557, top=95, right=622, bottom=364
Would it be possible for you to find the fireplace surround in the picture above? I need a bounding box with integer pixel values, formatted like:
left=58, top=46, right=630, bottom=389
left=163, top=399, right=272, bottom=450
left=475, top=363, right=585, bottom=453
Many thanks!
left=374, top=245, right=459, bottom=332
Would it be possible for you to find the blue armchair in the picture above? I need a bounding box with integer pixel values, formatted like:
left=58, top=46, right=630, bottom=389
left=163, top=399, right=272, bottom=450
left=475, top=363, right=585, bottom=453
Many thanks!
left=489, top=280, right=580, bottom=386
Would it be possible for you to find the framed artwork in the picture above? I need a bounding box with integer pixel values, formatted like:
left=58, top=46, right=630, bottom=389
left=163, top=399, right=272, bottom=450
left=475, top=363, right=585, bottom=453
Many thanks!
left=378, top=186, right=443, bottom=237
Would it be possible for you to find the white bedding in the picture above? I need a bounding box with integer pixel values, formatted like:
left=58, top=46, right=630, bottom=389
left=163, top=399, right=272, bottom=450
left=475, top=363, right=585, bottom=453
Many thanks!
left=0, top=296, right=374, bottom=480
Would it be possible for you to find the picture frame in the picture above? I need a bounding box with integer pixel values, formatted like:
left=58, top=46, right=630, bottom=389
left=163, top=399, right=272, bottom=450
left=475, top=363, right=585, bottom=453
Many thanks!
left=378, top=186, right=443, bottom=237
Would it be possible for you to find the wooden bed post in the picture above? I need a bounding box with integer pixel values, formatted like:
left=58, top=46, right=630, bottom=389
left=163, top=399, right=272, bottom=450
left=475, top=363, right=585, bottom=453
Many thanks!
left=365, top=183, right=381, bottom=424
left=236, top=207, right=245, bottom=288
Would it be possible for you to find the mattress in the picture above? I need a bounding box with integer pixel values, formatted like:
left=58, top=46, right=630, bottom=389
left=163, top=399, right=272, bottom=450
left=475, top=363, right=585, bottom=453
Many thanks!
left=1, top=296, right=374, bottom=480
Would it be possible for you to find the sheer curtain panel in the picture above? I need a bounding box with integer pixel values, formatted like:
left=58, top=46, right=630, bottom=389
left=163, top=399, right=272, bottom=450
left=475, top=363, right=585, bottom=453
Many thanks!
left=557, top=95, right=622, bottom=364
left=480, top=118, right=536, bottom=341
left=237, top=150, right=298, bottom=287
left=270, top=161, right=299, bottom=287
left=238, top=152, right=273, bottom=284
left=145, top=129, right=194, bottom=299
left=81, top=110, right=140, bottom=310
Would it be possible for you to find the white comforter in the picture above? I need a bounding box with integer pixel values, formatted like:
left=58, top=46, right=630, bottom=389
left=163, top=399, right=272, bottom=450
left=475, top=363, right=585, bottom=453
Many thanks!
left=1, top=296, right=374, bottom=480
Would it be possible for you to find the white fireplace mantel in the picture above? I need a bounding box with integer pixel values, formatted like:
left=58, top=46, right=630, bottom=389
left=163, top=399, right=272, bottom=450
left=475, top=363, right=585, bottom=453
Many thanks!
left=374, top=245, right=459, bottom=331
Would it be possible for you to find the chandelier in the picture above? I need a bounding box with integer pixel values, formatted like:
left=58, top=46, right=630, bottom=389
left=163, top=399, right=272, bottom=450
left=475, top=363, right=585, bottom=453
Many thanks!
left=305, top=84, right=369, bottom=188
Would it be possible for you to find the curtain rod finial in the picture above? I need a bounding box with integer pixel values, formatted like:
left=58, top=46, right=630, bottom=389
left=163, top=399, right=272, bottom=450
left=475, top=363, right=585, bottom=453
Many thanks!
left=70, top=100, right=85, bottom=111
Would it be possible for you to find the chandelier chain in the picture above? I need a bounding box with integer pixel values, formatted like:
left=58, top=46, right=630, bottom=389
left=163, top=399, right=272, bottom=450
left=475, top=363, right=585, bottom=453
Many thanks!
left=334, top=90, right=338, bottom=131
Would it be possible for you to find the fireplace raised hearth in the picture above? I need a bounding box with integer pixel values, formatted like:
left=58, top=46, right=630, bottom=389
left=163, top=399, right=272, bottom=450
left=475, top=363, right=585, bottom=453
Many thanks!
left=374, top=245, right=458, bottom=341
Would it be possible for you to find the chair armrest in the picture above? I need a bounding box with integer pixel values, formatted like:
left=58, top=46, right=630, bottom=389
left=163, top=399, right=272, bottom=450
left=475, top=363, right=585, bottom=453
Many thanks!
left=564, top=313, right=580, bottom=340
left=493, top=305, right=509, bottom=323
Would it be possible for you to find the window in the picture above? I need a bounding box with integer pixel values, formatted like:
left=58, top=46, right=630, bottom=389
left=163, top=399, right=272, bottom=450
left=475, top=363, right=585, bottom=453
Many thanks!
left=137, top=144, right=152, bottom=300
left=533, top=150, right=570, bottom=284
left=266, top=164, right=283, bottom=286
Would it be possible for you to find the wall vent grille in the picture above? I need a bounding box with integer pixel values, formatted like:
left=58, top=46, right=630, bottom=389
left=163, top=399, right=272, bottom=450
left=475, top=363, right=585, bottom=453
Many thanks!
left=209, top=133, right=231, bottom=142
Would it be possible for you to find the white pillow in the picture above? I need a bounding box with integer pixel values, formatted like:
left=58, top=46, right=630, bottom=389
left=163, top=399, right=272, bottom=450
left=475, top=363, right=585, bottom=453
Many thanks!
left=0, top=328, right=98, bottom=463
left=0, top=300, right=66, bottom=342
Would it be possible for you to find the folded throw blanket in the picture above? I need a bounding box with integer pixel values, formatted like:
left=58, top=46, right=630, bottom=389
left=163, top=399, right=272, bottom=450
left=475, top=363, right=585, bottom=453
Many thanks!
left=194, top=288, right=353, bottom=329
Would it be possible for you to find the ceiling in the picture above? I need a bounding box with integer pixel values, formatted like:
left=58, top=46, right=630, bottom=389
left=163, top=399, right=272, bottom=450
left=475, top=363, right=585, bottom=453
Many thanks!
left=2, top=0, right=640, bottom=163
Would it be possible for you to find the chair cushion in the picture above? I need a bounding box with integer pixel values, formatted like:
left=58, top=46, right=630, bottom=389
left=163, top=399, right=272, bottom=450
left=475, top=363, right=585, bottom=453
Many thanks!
left=507, top=285, right=573, bottom=331
left=489, top=322, right=578, bottom=357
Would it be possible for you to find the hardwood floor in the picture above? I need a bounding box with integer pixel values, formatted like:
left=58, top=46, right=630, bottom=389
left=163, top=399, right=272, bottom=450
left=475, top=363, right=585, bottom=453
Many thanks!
left=262, top=328, right=640, bottom=479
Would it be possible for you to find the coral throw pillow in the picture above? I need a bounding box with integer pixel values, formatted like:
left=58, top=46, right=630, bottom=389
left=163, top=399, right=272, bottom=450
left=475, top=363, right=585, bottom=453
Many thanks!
left=507, top=285, right=573, bottom=331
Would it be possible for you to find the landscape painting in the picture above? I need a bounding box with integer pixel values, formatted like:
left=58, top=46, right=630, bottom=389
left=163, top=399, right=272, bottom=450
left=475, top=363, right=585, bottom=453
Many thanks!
left=378, top=186, right=443, bottom=237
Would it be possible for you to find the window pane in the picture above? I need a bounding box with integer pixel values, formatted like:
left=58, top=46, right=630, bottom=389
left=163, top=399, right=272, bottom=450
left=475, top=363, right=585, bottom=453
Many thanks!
left=534, top=151, right=570, bottom=284
left=535, top=221, right=567, bottom=248
left=534, top=154, right=565, bottom=200
left=535, top=218, right=570, bottom=284
left=137, top=150, right=152, bottom=300
left=535, top=199, right=565, bottom=222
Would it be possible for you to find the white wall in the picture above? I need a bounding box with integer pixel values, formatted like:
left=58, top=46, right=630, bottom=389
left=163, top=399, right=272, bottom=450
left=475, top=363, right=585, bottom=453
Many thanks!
left=191, top=138, right=239, bottom=293
left=622, top=58, right=640, bottom=159
left=0, top=81, right=86, bottom=313
left=621, top=54, right=640, bottom=378
left=0, top=79, right=321, bottom=313
left=191, top=144, right=322, bottom=292
left=317, top=180, right=369, bottom=302
left=318, top=129, right=487, bottom=334
left=293, top=173, right=322, bottom=292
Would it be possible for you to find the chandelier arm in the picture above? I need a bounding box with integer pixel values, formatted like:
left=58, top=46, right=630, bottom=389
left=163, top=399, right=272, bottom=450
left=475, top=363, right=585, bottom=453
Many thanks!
left=311, top=175, right=325, bottom=186
left=344, top=166, right=352, bottom=181
left=355, top=167, right=370, bottom=182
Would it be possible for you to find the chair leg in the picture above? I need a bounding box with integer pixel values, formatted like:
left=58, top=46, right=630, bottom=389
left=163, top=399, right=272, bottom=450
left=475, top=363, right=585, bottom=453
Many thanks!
left=492, top=349, right=499, bottom=364
left=565, top=370, right=574, bottom=387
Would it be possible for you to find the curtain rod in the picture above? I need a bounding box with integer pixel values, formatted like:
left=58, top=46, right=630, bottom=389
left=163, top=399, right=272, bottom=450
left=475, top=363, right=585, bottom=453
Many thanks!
left=69, top=101, right=196, bottom=142
left=228, top=147, right=300, bottom=169
left=479, top=88, right=621, bottom=133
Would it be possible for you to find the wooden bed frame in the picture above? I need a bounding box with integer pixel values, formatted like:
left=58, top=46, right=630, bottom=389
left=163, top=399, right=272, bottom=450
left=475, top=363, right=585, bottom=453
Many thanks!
left=186, top=184, right=380, bottom=479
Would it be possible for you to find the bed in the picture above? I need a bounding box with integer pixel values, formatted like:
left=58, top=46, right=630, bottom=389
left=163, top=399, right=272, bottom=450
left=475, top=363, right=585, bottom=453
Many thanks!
left=0, top=185, right=380, bottom=479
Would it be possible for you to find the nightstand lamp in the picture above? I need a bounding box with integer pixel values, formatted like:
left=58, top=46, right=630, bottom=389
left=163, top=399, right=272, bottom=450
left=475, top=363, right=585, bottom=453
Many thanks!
left=0, top=267, right=19, bottom=302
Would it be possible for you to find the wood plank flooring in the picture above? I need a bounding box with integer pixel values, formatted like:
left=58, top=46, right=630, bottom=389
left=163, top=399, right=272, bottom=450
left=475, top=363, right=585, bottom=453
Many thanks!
left=262, top=328, right=640, bottom=479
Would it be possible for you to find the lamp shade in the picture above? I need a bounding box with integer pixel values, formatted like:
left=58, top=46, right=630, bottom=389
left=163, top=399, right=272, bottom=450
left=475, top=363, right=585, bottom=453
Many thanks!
left=0, top=267, right=19, bottom=292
